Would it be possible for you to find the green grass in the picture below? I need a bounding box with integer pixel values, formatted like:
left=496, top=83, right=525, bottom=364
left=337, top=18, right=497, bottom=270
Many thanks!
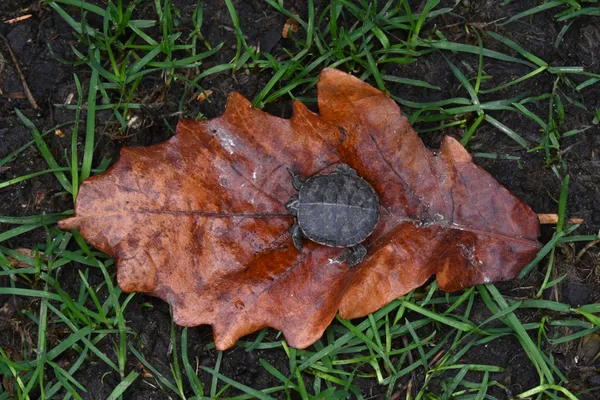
left=1, top=0, right=599, bottom=399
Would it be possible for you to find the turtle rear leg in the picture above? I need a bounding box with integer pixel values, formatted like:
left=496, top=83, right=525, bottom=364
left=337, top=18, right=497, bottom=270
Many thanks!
left=342, top=244, right=367, bottom=267
left=290, top=223, right=303, bottom=252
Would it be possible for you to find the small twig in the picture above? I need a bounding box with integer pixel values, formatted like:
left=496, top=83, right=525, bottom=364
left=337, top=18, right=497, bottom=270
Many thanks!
left=0, top=34, right=38, bottom=109
left=401, top=335, right=417, bottom=396
left=437, top=17, right=506, bottom=31
left=577, top=239, right=600, bottom=260
left=4, top=15, right=33, bottom=24
left=537, top=213, right=584, bottom=225
left=405, top=380, right=413, bottom=400
left=0, top=48, right=6, bottom=75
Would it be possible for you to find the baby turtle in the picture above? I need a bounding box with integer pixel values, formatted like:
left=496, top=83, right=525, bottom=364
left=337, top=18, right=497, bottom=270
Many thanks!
left=286, top=164, right=380, bottom=267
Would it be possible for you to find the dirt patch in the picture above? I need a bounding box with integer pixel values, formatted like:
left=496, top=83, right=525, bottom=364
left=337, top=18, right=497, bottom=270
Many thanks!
left=1, top=0, right=599, bottom=398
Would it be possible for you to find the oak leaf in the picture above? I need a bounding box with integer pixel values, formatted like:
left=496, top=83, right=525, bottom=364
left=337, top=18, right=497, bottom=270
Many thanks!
left=59, top=69, right=541, bottom=349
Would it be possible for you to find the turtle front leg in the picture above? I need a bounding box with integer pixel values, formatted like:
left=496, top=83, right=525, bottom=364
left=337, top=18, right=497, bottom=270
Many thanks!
left=290, top=223, right=303, bottom=252
left=286, top=195, right=303, bottom=251
left=342, top=244, right=367, bottom=267
left=286, top=167, right=306, bottom=190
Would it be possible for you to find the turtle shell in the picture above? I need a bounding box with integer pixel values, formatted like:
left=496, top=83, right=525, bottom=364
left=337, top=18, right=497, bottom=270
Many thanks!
left=297, top=171, right=380, bottom=247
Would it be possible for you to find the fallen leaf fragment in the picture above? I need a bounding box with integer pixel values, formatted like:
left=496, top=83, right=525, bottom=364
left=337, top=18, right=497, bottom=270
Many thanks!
left=537, top=213, right=584, bottom=225
left=578, top=332, right=600, bottom=365
left=282, top=16, right=299, bottom=38
left=7, top=248, right=45, bottom=268
left=196, top=89, right=213, bottom=102
left=59, top=68, right=541, bottom=350
left=64, top=93, right=74, bottom=105
left=35, top=192, right=46, bottom=206
left=2, top=375, right=15, bottom=398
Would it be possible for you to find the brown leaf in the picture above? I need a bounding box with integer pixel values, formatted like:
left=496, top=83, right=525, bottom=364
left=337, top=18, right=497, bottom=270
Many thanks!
left=59, top=69, right=540, bottom=349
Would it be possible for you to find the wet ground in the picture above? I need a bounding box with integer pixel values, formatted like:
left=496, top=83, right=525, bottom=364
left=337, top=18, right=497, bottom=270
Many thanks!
left=1, top=0, right=599, bottom=398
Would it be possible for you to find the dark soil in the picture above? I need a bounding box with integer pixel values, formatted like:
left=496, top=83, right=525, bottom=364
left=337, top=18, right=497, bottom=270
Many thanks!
left=1, top=0, right=599, bottom=398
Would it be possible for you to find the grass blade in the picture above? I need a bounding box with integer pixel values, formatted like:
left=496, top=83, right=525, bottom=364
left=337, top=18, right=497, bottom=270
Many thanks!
left=14, top=109, right=72, bottom=193
left=484, top=115, right=528, bottom=148
left=81, top=68, right=99, bottom=181
left=106, top=371, right=139, bottom=400
left=498, top=1, right=564, bottom=26
left=202, top=366, right=275, bottom=400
